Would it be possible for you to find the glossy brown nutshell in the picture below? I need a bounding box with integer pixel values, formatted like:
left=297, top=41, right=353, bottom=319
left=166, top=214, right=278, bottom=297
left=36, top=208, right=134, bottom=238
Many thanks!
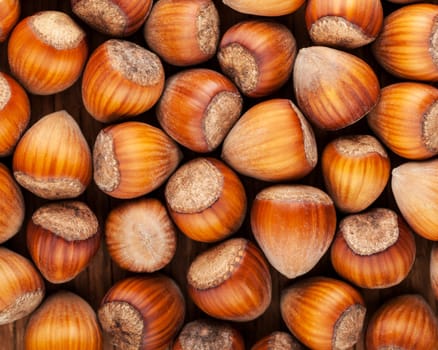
left=82, top=39, right=164, bottom=123
left=331, top=208, right=416, bottom=289
left=0, top=72, right=30, bottom=157
left=294, top=46, right=380, bottom=130
left=26, top=201, right=101, bottom=284
left=372, top=3, right=438, bottom=81
left=8, top=11, right=88, bottom=95
left=12, top=110, right=92, bottom=200
left=24, top=291, right=103, bottom=350
left=321, top=135, right=391, bottom=213
left=368, top=82, right=438, bottom=160
left=98, top=275, right=185, bottom=350
left=305, top=0, right=383, bottom=49
left=165, top=157, right=247, bottom=243
left=144, top=0, right=220, bottom=66
left=391, top=158, right=438, bottom=241
left=0, top=247, right=45, bottom=326
left=0, top=0, right=20, bottom=42
left=0, top=163, right=24, bottom=244
left=157, top=68, right=242, bottom=153
left=281, top=276, right=366, bottom=350
left=251, top=184, right=336, bottom=279
left=222, top=99, right=317, bottom=182
left=217, top=20, right=296, bottom=98
left=93, top=121, right=182, bottom=199
left=366, top=294, right=438, bottom=349
left=187, top=238, right=272, bottom=322
left=222, top=0, right=304, bottom=16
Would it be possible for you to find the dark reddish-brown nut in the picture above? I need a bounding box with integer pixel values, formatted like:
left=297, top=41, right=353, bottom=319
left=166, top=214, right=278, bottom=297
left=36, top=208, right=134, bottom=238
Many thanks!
left=366, top=294, right=438, bottom=349
left=105, top=198, right=177, bottom=273
left=305, top=0, right=383, bottom=49
left=251, top=332, right=304, bottom=350
left=71, top=0, right=152, bottom=37
left=98, top=275, right=185, bottom=350
left=157, top=68, right=242, bottom=153
left=217, top=20, right=296, bottom=98
left=12, top=110, right=92, bottom=200
left=92, top=121, right=182, bottom=199
left=187, top=238, right=272, bottom=322
left=82, top=39, right=164, bottom=123
left=251, top=184, right=336, bottom=279
left=0, top=0, right=20, bottom=43
left=294, top=45, right=380, bottom=130
left=368, top=82, right=438, bottom=160
left=144, top=0, right=220, bottom=66
left=281, top=276, right=366, bottom=350
left=165, top=157, right=247, bottom=243
left=0, top=163, right=24, bottom=244
left=321, top=135, right=391, bottom=213
left=8, top=11, right=88, bottom=95
left=173, top=319, right=245, bottom=350
left=26, top=201, right=101, bottom=284
left=222, top=99, right=317, bottom=182
left=372, top=3, right=438, bottom=82
left=0, top=72, right=30, bottom=157
left=331, top=208, right=416, bottom=289
left=0, top=247, right=45, bottom=325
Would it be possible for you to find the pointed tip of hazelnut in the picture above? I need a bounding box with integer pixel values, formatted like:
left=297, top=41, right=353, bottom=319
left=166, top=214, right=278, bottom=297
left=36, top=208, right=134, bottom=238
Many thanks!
left=29, top=11, right=85, bottom=50
left=106, top=39, right=164, bottom=86
left=309, top=16, right=374, bottom=49
left=32, top=201, right=99, bottom=241
left=166, top=158, right=224, bottom=214
left=187, top=238, right=247, bottom=289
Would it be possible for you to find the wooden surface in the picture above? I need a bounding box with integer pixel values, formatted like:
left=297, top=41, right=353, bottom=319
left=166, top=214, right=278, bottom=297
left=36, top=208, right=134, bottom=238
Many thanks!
left=0, top=1, right=437, bottom=349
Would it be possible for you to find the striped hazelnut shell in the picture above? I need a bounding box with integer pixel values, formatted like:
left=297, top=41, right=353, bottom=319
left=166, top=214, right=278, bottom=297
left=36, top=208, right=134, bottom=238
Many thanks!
left=26, top=201, right=101, bottom=284
left=12, top=110, right=92, bottom=200
left=251, top=184, right=336, bottom=279
left=294, top=45, right=380, bottom=130
left=187, top=237, right=272, bottom=322
left=8, top=11, right=88, bottom=95
left=165, top=157, right=247, bottom=243
left=222, top=99, right=317, bottom=182
left=281, top=276, right=366, bottom=350
left=24, top=291, right=103, bottom=350
left=331, top=208, right=416, bottom=289
left=372, top=3, right=438, bottom=81
left=368, top=82, right=438, bottom=160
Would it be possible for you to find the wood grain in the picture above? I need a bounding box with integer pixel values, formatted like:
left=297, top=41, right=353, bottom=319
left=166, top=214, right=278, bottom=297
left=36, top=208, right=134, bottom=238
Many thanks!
left=0, top=1, right=437, bottom=349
